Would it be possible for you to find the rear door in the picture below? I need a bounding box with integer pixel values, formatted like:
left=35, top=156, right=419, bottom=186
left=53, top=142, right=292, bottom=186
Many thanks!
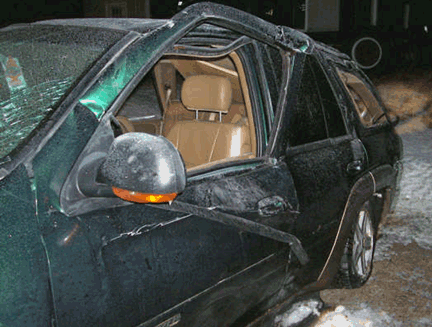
left=283, top=53, right=360, bottom=279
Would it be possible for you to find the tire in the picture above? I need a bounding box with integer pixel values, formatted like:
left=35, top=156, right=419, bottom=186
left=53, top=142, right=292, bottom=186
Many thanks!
left=338, top=200, right=376, bottom=289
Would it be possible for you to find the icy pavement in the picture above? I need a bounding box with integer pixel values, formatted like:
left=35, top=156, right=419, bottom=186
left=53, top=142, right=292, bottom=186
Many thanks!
left=375, top=128, right=432, bottom=260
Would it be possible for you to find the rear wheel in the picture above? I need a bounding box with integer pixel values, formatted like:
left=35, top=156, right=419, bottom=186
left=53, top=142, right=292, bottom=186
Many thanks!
left=338, top=200, right=376, bottom=289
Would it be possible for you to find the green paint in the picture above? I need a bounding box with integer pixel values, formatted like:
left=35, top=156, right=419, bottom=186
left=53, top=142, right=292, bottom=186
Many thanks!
left=33, top=107, right=96, bottom=213
left=300, top=44, right=309, bottom=52
left=79, top=59, right=129, bottom=119
left=0, top=166, right=52, bottom=325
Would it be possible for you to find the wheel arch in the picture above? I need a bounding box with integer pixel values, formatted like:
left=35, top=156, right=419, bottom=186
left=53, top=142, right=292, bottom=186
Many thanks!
left=311, top=164, right=398, bottom=290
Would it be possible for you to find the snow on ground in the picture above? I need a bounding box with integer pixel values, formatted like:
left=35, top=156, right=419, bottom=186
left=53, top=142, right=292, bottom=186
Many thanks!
left=375, top=128, right=432, bottom=260
left=276, top=299, right=402, bottom=327
left=313, top=304, right=397, bottom=327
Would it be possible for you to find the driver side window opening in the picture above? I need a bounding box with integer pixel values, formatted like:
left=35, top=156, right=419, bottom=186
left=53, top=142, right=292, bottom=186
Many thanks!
left=114, top=49, right=257, bottom=171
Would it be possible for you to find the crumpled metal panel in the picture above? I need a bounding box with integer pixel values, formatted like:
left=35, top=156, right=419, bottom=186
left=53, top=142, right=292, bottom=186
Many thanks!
left=179, top=163, right=298, bottom=220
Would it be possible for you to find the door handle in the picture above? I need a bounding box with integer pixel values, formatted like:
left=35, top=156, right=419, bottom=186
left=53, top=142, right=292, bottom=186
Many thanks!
left=347, top=160, right=364, bottom=174
left=258, top=196, right=288, bottom=216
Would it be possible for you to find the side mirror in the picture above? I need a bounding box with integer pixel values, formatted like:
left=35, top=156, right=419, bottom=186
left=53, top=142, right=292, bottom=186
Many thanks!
left=100, top=133, right=186, bottom=203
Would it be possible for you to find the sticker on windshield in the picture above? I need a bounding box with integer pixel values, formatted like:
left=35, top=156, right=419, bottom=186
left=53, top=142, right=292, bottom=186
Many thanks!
left=0, top=55, right=27, bottom=92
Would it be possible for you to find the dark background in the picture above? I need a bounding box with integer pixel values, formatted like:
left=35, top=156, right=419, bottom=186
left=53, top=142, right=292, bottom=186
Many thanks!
left=2, top=0, right=431, bottom=73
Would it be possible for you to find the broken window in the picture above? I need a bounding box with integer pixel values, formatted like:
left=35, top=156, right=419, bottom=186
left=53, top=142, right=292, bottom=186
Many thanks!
left=255, top=42, right=285, bottom=137
left=0, top=25, right=125, bottom=159
left=114, top=49, right=257, bottom=171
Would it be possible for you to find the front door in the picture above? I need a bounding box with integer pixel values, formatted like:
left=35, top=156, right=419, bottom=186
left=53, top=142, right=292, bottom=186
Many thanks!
left=40, top=28, right=304, bottom=327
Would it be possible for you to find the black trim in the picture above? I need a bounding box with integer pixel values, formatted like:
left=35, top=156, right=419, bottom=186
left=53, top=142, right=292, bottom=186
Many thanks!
left=234, top=45, right=267, bottom=157
left=252, top=40, right=275, bottom=139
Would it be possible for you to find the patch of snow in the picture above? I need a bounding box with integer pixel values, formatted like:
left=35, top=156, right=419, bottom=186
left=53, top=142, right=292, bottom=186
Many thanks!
left=277, top=303, right=409, bottom=327
left=417, top=317, right=432, bottom=325
left=313, top=304, right=399, bottom=327
left=375, top=129, right=432, bottom=260
left=274, top=299, right=321, bottom=326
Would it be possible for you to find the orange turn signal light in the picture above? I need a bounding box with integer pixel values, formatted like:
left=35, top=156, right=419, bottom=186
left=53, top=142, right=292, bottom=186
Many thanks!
left=112, top=187, right=178, bottom=203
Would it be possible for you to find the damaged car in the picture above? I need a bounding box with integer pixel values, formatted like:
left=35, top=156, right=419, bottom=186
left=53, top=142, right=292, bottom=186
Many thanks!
left=0, top=2, right=402, bottom=326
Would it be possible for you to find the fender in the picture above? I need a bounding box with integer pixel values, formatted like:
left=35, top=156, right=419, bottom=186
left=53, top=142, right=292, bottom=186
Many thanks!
left=314, top=164, right=398, bottom=288
left=292, top=164, right=399, bottom=293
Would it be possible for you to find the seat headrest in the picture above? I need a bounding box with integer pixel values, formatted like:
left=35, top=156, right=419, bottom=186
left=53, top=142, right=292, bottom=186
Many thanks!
left=181, top=75, right=232, bottom=113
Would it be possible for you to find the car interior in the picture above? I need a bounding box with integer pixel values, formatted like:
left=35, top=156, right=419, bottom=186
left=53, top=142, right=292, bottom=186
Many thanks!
left=337, top=69, right=387, bottom=126
left=114, top=50, right=257, bottom=171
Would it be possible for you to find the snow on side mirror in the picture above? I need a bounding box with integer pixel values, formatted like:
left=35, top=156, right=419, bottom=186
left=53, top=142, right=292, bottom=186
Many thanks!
left=100, top=133, right=186, bottom=203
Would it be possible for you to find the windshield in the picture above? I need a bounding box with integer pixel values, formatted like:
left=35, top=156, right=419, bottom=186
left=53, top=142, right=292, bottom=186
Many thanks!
left=0, top=24, right=126, bottom=159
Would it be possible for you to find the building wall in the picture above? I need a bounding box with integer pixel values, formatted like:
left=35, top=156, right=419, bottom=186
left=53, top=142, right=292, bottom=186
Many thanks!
left=84, top=0, right=151, bottom=18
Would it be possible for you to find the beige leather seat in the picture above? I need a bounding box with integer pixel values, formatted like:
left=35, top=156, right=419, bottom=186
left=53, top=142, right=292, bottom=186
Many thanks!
left=165, top=75, right=252, bottom=169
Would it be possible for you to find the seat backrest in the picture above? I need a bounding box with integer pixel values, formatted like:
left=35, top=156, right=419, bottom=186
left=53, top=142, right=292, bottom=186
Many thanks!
left=166, top=121, right=252, bottom=168
left=181, top=75, right=232, bottom=118
left=165, top=75, right=252, bottom=169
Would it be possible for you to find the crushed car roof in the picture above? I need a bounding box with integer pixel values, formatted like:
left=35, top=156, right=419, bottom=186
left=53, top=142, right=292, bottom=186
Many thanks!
left=33, top=18, right=169, bottom=33
left=2, top=1, right=349, bottom=65
left=21, top=2, right=316, bottom=53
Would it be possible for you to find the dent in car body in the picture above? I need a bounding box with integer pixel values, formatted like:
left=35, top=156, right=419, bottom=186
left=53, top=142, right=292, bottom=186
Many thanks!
left=179, top=162, right=298, bottom=223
